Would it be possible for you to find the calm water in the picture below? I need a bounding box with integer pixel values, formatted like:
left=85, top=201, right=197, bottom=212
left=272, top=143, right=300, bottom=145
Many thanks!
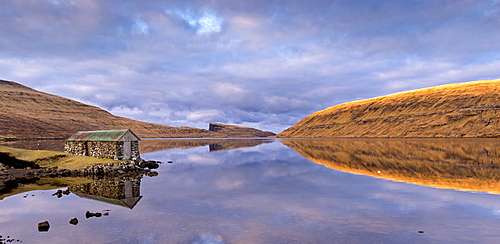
left=1, top=138, right=500, bottom=243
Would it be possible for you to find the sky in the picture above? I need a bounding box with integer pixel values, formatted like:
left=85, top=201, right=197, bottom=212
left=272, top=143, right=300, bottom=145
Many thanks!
left=1, top=0, right=499, bottom=133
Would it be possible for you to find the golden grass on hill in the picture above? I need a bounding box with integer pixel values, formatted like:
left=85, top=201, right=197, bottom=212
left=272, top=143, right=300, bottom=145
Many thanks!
left=0, top=146, right=116, bottom=170
left=208, top=123, right=275, bottom=137
left=278, top=79, right=500, bottom=138
left=0, top=79, right=218, bottom=139
left=282, top=138, right=500, bottom=194
left=0, top=80, right=274, bottom=139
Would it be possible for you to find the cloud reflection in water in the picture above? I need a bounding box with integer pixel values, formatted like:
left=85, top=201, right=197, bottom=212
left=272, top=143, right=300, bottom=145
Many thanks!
left=1, top=139, right=500, bottom=243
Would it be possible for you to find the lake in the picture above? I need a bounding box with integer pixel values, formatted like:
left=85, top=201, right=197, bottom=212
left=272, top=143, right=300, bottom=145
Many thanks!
left=1, top=138, right=500, bottom=243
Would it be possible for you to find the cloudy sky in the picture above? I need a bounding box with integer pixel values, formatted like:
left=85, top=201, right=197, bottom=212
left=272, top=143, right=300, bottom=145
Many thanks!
left=1, top=0, right=499, bottom=133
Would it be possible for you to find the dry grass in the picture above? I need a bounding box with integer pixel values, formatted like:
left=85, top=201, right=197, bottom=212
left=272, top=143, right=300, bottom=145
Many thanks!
left=282, top=138, right=500, bottom=193
left=0, top=145, right=116, bottom=170
left=0, top=79, right=217, bottom=139
left=0, top=80, right=273, bottom=139
left=278, top=79, right=500, bottom=138
left=208, top=123, right=275, bottom=137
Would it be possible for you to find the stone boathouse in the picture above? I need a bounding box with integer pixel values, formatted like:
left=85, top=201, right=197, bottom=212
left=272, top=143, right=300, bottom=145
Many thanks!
left=65, top=129, right=140, bottom=160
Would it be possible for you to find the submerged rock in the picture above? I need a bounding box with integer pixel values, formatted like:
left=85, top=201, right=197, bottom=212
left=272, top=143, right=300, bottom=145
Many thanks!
left=52, top=190, right=63, bottom=198
left=69, top=218, right=78, bottom=225
left=137, top=160, right=161, bottom=169
left=85, top=211, right=103, bottom=218
left=38, top=221, right=50, bottom=232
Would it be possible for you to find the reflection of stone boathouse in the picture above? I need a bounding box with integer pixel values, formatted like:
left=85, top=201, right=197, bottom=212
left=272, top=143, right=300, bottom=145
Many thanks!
left=69, top=178, right=142, bottom=209
left=65, top=129, right=140, bottom=160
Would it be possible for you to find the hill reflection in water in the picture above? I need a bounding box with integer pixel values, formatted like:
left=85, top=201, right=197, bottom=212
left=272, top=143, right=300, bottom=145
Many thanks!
left=282, top=138, right=500, bottom=193
left=0, top=139, right=65, bottom=151
left=1, top=139, right=500, bottom=243
left=140, top=138, right=274, bottom=153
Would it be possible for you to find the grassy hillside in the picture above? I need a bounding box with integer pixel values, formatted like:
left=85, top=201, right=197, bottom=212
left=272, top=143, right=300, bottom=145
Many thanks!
left=208, top=123, right=275, bottom=137
left=0, top=80, right=273, bottom=139
left=278, top=79, right=500, bottom=138
left=282, top=139, right=500, bottom=193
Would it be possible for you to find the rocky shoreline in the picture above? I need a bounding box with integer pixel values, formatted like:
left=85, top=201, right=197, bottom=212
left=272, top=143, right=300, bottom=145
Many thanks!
left=0, top=159, right=164, bottom=197
left=0, top=159, right=161, bottom=180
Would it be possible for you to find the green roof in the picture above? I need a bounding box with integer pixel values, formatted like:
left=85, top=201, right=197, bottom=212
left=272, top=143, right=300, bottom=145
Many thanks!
left=66, top=129, right=139, bottom=142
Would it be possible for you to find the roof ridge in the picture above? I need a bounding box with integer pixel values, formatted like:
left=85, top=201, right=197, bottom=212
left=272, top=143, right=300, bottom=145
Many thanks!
left=66, top=129, right=139, bottom=141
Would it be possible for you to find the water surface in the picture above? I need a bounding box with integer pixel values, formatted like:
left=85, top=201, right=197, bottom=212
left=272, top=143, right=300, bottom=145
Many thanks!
left=1, top=138, right=500, bottom=243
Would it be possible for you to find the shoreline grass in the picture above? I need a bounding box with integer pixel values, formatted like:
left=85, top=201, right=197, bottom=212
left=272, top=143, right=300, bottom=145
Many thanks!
left=0, top=145, right=117, bottom=170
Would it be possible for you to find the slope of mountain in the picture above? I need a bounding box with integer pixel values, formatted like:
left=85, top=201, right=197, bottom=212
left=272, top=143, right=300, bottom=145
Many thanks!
left=0, top=80, right=272, bottom=139
left=278, top=79, right=500, bottom=138
left=208, top=123, right=275, bottom=137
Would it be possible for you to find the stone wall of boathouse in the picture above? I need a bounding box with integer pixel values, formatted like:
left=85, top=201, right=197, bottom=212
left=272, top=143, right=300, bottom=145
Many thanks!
left=64, top=141, right=88, bottom=156
left=88, top=141, right=121, bottom=159
left=65, top=141, right=121, bottom=160
left=65, top=141, right=140, bottom=160
left=131, top=141, right=140, bottom=160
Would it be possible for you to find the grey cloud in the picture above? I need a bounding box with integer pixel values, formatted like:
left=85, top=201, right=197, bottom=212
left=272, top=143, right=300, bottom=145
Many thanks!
left=1, top=0, right=499, bottom=133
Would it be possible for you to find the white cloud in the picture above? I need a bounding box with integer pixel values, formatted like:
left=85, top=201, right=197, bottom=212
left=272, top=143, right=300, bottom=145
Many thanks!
left=170, top=9, right=224, bottom=35
left=1, top=0, right=499, bottom=133
left=187, top=110, right=225, bottom=122
left=133, top=18, right=150, bottom=35
left=213, top=82, right=247, bottom=104
left=197, top=12, right=223, bottom=34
